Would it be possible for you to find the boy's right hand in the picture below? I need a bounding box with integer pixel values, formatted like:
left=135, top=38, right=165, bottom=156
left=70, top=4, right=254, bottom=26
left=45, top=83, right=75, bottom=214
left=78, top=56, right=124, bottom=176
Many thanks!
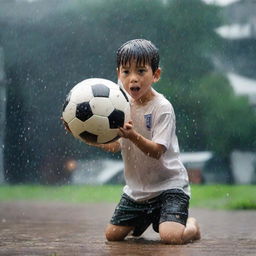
left=60, top=117, right=72, bottom=134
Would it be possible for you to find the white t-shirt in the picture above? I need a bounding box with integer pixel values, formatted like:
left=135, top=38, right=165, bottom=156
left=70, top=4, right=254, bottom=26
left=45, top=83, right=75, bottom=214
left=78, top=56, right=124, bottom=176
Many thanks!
left=120, top=90, right=190, bottom=201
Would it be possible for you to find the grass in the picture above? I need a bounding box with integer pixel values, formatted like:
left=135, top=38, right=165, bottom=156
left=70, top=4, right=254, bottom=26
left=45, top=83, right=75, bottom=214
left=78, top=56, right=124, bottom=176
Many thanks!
left=0, top=184, right=255, bottom=210
left=0, top=185, right=123, bottom=203
left=190, top=185, right=256, bottom=210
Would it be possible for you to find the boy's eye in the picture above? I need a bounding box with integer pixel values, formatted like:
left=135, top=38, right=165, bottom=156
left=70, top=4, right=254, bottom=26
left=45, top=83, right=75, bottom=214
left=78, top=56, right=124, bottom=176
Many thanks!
left=122, top=70, right=129, bottom=75
left=138, top=69, right=146, bottom=74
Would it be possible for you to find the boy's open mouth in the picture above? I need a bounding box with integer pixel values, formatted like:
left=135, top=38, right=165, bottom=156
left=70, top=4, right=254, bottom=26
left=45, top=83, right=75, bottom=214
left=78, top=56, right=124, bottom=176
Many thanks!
left=130, top=86, right=140, bottom=92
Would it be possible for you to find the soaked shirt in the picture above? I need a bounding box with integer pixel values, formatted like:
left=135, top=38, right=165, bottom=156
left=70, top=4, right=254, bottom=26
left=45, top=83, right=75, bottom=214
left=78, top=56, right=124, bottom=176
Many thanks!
left=120, top=90, right=190, bottom=201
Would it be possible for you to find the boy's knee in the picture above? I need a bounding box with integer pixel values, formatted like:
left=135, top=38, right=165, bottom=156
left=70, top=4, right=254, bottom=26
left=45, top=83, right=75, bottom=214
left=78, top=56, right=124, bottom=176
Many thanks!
left=105, top=224, right=133, bottom=242
left=105, top=230, right=123, bottom=241
left=159, top=222, right=185, bottom=244
left=105, top=231, right=125, bottom=241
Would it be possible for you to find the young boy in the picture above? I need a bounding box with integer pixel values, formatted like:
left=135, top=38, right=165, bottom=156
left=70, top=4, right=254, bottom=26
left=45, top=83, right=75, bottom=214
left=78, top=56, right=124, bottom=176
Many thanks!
left=70, top=39, right=200, bottom=244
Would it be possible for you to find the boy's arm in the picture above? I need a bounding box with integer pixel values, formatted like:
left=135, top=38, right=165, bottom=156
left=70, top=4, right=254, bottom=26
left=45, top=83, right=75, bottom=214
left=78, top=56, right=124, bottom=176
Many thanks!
left=87, top=141, right=121, bottom=153
left=119, top=121, right=165, bottom=159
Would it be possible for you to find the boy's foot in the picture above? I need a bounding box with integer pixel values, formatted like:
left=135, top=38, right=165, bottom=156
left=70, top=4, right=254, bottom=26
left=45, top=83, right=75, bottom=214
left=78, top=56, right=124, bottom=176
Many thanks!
left=187, top=217, right=201, bottom=240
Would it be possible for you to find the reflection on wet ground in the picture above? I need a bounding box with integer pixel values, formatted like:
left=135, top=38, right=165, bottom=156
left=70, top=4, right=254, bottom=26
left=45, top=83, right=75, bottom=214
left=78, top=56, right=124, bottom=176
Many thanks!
left=0, top=201, right=255, bottom=256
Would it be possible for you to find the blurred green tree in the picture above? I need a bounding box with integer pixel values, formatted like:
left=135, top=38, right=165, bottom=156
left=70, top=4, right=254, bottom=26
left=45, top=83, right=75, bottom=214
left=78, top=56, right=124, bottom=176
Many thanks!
left=194, top=74, right=256, bottom=155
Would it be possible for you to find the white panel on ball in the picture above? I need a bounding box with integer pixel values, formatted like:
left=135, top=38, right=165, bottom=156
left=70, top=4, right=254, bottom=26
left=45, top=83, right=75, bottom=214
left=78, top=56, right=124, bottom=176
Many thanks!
left=68, top=118, right=87, bottom=138
left=97, top=129, right=119, bottom=144
left=70, top=83, right=94, bottom=104
left=84, top=115, right=111, bottom=135
left=109, top=89, right=129, bottom=112
left=89, top=97, right=114, bottom=117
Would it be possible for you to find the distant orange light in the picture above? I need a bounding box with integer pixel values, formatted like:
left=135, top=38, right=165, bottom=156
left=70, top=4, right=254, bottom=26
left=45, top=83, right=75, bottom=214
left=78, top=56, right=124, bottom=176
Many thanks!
left=65, top=160, right=77, bottom=172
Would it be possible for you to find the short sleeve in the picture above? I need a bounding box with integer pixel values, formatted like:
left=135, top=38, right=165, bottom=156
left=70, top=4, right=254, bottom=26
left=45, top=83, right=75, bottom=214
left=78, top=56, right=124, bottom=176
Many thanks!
left=152, top=111, right=175, bottom=150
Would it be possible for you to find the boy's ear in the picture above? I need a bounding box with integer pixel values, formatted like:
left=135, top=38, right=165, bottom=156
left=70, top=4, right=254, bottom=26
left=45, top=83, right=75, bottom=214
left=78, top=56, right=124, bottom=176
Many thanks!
left=116, top=68, right=120, bottom=78
left=153, top=68, right=161, bottom=82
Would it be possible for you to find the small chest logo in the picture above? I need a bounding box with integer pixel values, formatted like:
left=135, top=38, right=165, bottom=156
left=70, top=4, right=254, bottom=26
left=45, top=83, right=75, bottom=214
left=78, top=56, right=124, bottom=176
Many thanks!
left=144, top=114, right=152, bottom=131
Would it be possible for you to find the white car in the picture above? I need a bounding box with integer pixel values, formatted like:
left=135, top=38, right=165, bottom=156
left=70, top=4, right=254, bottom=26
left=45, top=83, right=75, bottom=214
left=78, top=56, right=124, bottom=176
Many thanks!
left=71, top=159, right=124, bottom=185
left=71, top=152, right=213, bottom=185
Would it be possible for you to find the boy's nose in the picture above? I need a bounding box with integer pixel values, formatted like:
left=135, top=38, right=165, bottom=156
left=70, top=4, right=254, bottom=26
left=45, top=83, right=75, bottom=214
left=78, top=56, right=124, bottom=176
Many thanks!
left=130, top=72, right=138, bottom=83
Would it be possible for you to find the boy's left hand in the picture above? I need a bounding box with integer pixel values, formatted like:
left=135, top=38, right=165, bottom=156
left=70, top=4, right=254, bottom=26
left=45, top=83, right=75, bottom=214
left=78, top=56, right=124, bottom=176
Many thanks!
left=119, top=120, right=165, bottom=159
left=118, top=121, right=137, bottom=140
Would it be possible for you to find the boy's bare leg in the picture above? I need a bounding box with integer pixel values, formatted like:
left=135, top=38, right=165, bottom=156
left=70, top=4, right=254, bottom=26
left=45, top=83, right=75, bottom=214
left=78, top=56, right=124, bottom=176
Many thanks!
left=159, top=217, right=201, bottom=244
left=105, top=224, right=134, bottom=241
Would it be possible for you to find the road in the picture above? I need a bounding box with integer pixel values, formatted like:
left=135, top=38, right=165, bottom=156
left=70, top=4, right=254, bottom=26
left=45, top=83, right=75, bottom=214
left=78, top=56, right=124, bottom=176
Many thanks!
left=0, top=201, right=255, bottom=255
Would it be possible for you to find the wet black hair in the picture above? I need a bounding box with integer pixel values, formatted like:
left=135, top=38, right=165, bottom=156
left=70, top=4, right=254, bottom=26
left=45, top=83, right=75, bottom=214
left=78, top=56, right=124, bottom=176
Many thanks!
left=116, top=39, right=160, bottom=73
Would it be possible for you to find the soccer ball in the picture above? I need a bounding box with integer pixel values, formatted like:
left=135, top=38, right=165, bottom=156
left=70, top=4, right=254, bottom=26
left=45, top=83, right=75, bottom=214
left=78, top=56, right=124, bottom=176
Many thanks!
left=62, top=78, right=130, bottom=144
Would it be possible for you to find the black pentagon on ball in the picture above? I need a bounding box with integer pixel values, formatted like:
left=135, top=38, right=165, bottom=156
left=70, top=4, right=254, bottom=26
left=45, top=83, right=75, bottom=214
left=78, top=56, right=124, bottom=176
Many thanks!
left=62, top=91, right=71, bottom=112
left=76, top=102, right=93, bottom=122
left=91, top=84, right=110, bottom=97
left=108, top=109, right=125, bottom=129
left=79, top=131, right=98, bottom=143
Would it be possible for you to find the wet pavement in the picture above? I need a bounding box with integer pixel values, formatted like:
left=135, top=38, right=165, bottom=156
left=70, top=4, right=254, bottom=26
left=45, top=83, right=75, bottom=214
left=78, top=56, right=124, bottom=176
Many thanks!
left=0, top=201, right=255, bottom=256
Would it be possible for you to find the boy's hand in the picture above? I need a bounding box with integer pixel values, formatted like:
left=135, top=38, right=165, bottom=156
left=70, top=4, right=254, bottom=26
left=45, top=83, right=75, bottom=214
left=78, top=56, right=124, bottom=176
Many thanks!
left=81, top=139, right=100, bottom=147
left=118, top=121, right=138, bottom=140
left=61, top=117, right=72, bottom=134
left=119, top=120, right=165, bottom=159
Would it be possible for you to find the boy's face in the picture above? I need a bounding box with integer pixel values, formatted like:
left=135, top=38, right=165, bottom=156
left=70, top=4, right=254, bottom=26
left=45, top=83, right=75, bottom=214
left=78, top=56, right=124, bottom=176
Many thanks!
left=117, top=59, right=161, bottom=104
